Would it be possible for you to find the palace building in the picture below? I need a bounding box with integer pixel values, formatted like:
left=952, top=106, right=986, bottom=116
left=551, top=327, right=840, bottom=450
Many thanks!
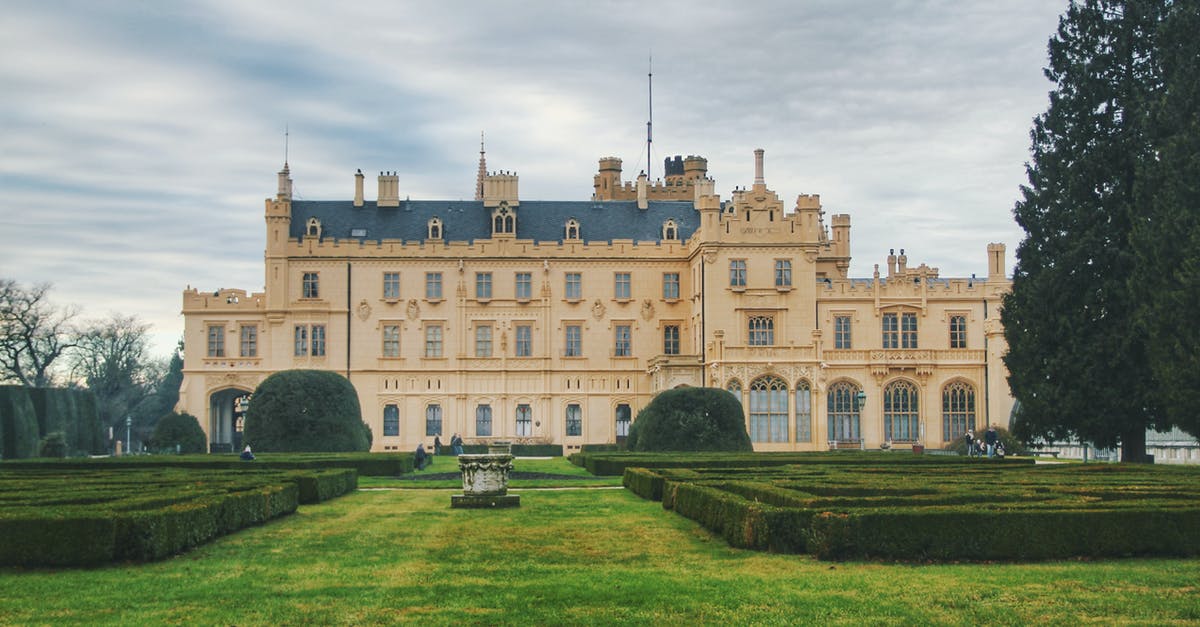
left=179, top=146, right=1014, bottom=453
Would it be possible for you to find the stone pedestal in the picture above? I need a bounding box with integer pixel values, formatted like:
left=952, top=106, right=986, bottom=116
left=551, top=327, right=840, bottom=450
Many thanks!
left=451, top=441, right=520, bottom=508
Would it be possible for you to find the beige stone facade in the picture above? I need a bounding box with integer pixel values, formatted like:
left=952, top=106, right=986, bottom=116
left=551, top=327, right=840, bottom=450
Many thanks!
left=179, top=148, right=1014, bottom=453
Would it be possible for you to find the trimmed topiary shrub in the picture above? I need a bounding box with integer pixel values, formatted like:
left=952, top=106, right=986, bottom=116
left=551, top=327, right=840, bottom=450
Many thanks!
left=628, top=387, right=752, bottom=452
left=39, top=431, right=68, bottom=458
left=0, top=386, right=40, bottom=459
left=150, top=412, right=207, bottom=454
left=243, top=370, right=370, bottom=452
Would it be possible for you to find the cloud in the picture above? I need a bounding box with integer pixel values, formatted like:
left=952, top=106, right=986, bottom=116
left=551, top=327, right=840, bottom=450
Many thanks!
left=0, top=0, right=1066, bottom=356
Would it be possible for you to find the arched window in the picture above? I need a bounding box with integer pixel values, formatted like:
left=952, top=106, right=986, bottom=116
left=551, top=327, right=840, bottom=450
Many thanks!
left=492, top=203, right=515, bottom=235
left=515, top=403, right=533, bottom=437
left=748, top=316, right=774, bottom=346
left=795, top=380, right=812, bottom=442
left=749, top=376, right=788, bottom=443
left=475, top=404, right=493, bottom=437
left=942, top=381, right=976, bottom=442
left=383, top=404, right=399, bottom=437
left=726, top=379, right=743, bottom=407
left=615, top=403, right=631, bottom=438
left=565, top=219, right=581, bottom=240
left=425, top=404, right=442, bottom=436
left=663, top=219, right=678, bottom=241
left=827, top=381, right=861, bottom=444
left=306, top=218, right=322, bottom=238
left=884, top=380, right=920, bottom=442
left=565, top=403, right=583, bottom=436
left=427, top=217, right=442, bottom=240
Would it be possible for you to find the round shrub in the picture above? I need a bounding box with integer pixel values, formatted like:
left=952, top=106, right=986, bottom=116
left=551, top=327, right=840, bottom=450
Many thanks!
left=150, top=412, right=207, bottom=454
left=243, top=370, right=369, bottom=452
left=628, top=387, right=752, bottom=452
left=39, top=431, right=68, bottom=458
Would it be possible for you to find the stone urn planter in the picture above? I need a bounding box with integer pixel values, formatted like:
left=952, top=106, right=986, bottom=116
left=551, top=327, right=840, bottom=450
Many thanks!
left=451, top=441, right=520, bottom=508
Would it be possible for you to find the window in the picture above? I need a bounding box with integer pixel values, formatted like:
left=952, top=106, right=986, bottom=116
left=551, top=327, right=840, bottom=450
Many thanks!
left=293, top=325, right=307, bottom=356
left=515, top=324, right=532, bottom=357
left=834, top=315, right=852, bottom=349
left=564, top=324, right=582, bottom=357
left=775, top=260, right=792, bottom=287
left=515, top=404, right=533, bottom=436
left=663, top=325, right=680, bottom=355
left=476, top=272, right=492, bottom=299
left=950, top=315, right=967, bottom=349
left=425, top=405, right=443, bottom=436
left=749, top=376, right=789, bottom=443
left=302, top=272, right=319, bottom=298
left=516, top=272, right=532, bottom=300
left=383, top=272, right=400, bottom=299
left=239, top=325, right=257, bottom=357
left=884, top=380, right=920, bottom=442
left=942, top=381, right=976, bottom=441
left=727, top=379, right=743, bottom=406
left=382, top=324, right=400, bottom=357
left=662, top=273, right=680, bottom=300
left=475, top=404, right=493, bottom=437
left=565, top=273, right=582, bottom=300
left=795, top=381, right=812, bottom=442
left=614, top=273, right=631, bottom=300
left=383, top=404, right=399, bottom=437
left=425, top=272, right=442, bottom=299
left=748, top=316, right=774, bottom=346
left=616, top=403, right=632, bottom=438
left=565, top=403, right=582, bottom=436
left=207, top=325, right=225, bottom=357
left=427, top=218, right=442, bottom=240
left=311, top=325, right=326, bottom=357
left=565, top=219, right=580, bottom=240
left=306, top=218, right=321, bottom=238
left=882, top=313, right=898, bottom=349
left=901, top=313, right=918, bottom=349
left=425, top=324, right=443, bottom=358
left=729, top=260, right=746, bottom=287
left=663, top=219, right=678, bottom=240
left=493, top=204, right=515, bottom=235
left=614, top=324, right=631, bottom=357
left=827, top=381, right=862, bottom=443
left=475, top=325, right=493, bottom=357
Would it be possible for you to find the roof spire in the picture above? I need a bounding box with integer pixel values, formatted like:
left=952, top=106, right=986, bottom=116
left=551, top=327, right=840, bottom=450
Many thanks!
left=475, top=131, right=487, bottom=201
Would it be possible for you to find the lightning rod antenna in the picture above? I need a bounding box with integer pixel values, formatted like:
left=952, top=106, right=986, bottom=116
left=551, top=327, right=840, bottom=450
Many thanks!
left=646, top=53, right=653, bottom=180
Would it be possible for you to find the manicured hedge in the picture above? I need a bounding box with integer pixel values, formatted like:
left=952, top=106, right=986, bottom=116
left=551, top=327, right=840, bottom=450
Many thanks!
left=458, top=443, right=564, bottom=456
left=244, top=370, right=370, bottom=452
left=572, top=450, right=1023, bottom=476
left=622, top=459, right=1200, bottom=562
left=0, top=467, right=358, bottom=567
left=0, top=386, right=103, bottom=458
left=0, top=386, right=40, bottom=459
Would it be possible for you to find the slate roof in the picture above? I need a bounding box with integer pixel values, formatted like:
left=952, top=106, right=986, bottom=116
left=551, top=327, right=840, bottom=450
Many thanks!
left=289, top=200, right=700, bottom=245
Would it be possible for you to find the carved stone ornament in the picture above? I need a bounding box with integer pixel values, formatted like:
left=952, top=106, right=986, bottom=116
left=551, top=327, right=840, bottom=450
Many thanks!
left=356, top=299, right=372, bottom=321
left=640, top=299, right=655, bottom=321
left=591, top=299, right=606, bottom=320
left=703, top=250, right=718, bottom=264
left=406, top=299, right=420, bottom=320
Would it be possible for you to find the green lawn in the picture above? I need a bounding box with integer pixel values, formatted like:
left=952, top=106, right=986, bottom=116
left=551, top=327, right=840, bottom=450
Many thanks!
left=1, top=459, right=1197, bottom=624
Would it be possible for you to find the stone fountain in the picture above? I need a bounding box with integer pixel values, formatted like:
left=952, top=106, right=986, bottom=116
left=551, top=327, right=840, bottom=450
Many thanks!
left=451, top=440, right=521, bottom=508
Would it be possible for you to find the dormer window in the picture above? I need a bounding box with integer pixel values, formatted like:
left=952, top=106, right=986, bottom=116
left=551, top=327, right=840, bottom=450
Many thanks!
left=492, top=203, right=516, bottom=236
left=306, top=218, right=322, bottom=238
left=663, top=219, right=678, bottom=241
left=565, top=218, right=580, bottom=240
left=428, top=217, right=442, bottom=240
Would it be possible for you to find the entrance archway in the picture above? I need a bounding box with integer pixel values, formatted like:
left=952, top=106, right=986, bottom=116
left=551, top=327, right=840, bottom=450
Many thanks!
left=209, top=388, right=251, bottom=453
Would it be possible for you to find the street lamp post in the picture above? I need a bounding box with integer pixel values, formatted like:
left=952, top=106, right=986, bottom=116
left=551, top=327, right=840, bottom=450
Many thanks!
left=855, top=390, right=866, bottom=449
left=125, top=416, right=132, bottom=456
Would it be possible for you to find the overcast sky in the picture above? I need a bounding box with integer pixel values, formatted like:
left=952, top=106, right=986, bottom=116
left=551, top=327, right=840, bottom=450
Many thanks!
left=0, top=1, right=1067, bottom=357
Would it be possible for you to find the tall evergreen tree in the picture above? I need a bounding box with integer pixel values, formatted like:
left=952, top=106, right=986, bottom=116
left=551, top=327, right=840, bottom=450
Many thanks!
left=1003, top=0, right=1168, bottom=461
left=1131, top=2, right=1200, bottom=439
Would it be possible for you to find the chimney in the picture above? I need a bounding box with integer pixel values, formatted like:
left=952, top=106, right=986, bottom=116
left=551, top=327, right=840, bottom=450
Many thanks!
left=637, top=172, right=648, bottom=210
left=378, top=171, right=399, bottom=207
left=354, top=169, right=364, bottom=207
left=887, top=249, right=897, bottom=277
left=988, top=243, right=1006, bottom=280
left=898, top=248, right=908, bottom=274
left=276, top=163, right=292, bottom=200
left=753, top=148, right=765, bottom=186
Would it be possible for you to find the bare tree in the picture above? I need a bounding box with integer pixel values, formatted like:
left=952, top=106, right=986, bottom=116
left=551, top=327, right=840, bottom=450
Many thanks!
left=0, top=279, right=79, bottom=387
left=70, top=313, right=159, bottom=435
